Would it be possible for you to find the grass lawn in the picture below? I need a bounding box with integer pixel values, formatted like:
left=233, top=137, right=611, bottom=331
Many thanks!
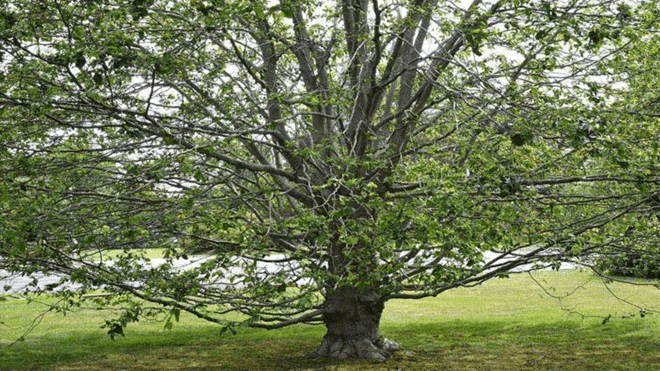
left=1, top=269, right=659, bottom=370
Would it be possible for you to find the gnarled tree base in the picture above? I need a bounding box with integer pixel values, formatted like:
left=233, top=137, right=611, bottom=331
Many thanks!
left=306, top=335, right=401, bottom=362
left=306, top=288, right=399, bottom=361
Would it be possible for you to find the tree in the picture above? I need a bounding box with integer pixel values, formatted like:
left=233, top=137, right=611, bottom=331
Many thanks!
left=1, top=0, right=659, bottom=361
left=590, top=29, right=660, bottom=279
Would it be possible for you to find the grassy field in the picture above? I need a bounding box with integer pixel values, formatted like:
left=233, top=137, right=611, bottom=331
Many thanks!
left=1, top=269, right=659, bottom=370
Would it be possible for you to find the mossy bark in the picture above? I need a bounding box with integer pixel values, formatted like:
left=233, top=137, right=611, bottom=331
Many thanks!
left=306, top=288, right=401, bottom=361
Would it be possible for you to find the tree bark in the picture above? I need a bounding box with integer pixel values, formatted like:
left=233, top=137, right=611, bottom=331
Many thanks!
left=306, top=288, right=401, bottom=361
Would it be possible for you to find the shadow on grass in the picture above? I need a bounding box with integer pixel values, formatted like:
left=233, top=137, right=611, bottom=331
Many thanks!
left=2, top=318, right=659, bottom=371
left=386, top=319, right=660, bottom=371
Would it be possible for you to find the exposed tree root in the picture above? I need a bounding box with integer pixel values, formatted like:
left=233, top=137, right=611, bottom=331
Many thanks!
left=305, top=335, right=401, bottom=362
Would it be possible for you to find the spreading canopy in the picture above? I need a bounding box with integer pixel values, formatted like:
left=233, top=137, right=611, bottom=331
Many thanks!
left=1, top=0, right=659, bottom=359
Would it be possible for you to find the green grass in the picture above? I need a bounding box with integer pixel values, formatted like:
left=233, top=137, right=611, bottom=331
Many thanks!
left=1, top=269, right=659, bottom=370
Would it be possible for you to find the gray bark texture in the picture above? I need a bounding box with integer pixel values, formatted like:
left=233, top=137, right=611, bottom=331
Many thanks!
left=307, top=288, right=401, bottom=361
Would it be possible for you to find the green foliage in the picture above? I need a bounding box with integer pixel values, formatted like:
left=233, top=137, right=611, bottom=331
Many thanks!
left=596, top=252, right=660, bottom=279
left=0, top=0, right=659, bottom=351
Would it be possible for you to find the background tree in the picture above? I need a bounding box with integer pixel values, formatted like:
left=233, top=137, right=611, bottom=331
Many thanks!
left=1, top=0, right=659, bottom=361
left=590, top=30, right=660, bottom=279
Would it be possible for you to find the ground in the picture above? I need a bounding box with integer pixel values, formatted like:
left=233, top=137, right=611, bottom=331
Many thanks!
left=1, top=269, right=659, bottom=370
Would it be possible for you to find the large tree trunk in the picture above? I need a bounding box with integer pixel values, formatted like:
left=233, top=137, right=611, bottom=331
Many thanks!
left=306, top=288, right=401, bottom=361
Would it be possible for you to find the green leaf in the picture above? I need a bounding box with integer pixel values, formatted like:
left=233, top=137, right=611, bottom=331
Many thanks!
left=510, top=132, right=533, bottom=146
left=92, top=73, right=103, bottom=85
left=74, top=53, right=86, bottom=69
left=220, top=325, right=237, bottom=336
left=280, top=1, right=294, bottom=18
left=602, top=314, right=612, bottom=325
left=106, top=323, right=124, bottom=340
left=254, top=3, right=265, bottom=20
